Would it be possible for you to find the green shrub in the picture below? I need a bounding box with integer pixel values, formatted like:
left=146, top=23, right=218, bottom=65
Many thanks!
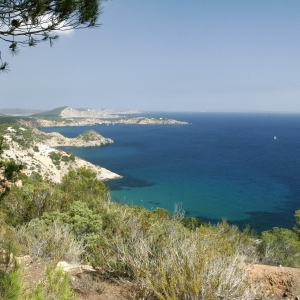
left=24, top=266, right=75, bottom=300
left=60, top=168, right=109, bottom=208
left=259, top=227, right=300, bottom=267
left=42, top=201, right=103, bottom=240
left=18, top=172, right=43, bottom=185
left=1, top=182, right=69, bottom=226
left=0, top=160, right=23, bottom=181
left=181, top=216, right=205, bottom=230
left=61, top=155, right=70, bottom=163
left=0, top=263, right=21, bottom=300
left=0, top=216, right=18, bottom=256
left=49, top=151, right=62, bottom=166
left=293, top=210, right=300, bottom=235
left=39, top=201, right=106, bottom=258
left=21, top=130, right=32, bottom=140
left=0, top=242, right=21, bottom=300
left=0, top=136, right=9, bottom=155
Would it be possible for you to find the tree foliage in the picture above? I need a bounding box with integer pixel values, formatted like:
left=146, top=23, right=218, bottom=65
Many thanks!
left=60, top=167, right=109, bottom=208
left=0, top=0, right=104, bottom=72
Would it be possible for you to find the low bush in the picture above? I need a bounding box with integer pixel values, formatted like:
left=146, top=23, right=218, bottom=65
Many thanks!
left=0, top=261, right=21, bottom=300
left=1, top=182, right=69, bottom=226
left=18, top=171, right=43, bottom=185
left=16, top=220, right=84, bottom=264
left=0, top=242, right=21, bottom=300
left=0, top=159, right=23, bottom=182
left=140, top=222, right=255, bottom=300
left=259, top=227, right=300, bottom=267
left=23, top=266, right=75, bottom=300
left=41, top=201, right=103, bottom=252
left=49, top=151, right=62, bottom=165
left=60, top=168, right=109, bottom=208
left=91, top=202, right=255, bottom=299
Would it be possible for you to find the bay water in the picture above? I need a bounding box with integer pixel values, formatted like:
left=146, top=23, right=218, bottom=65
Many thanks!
left=41, top=113, right=300, bottom=232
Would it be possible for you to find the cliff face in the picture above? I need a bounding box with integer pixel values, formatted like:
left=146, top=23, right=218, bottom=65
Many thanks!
left=60, top=107, right=106, bottom=118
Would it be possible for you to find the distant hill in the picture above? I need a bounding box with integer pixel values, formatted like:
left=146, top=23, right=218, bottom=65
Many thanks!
left=32, top=106, right=141, bottom=119
left=60, top=107, right=112, bottom=118
left=0, top=108, right=45, bottom=116
left=0, top=116, right=23, bottom=124
left=32, top=106, right=68, bottom=118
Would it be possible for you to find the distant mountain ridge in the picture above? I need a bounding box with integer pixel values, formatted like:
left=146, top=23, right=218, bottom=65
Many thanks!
left=0, top=108, right=45, bottom=116
left=31, top=106, right=69, bottom=117
left=32, top=106, right=141, bottom=118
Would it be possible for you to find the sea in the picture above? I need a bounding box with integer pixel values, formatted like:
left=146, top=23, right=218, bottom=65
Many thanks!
left=41, top=112, right=300, bottom=233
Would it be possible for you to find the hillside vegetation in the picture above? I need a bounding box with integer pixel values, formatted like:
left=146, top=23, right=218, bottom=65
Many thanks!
left=0, top=168, right=256, bottom=299
left=0, top=127, right=300, bottom=299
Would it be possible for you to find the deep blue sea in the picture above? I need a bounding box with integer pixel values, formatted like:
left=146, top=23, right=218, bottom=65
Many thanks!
left=41, top=113, right=300, bottom=233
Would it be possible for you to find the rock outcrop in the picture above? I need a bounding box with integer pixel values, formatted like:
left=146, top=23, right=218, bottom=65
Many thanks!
left=35, top=129, right=114, bottom=147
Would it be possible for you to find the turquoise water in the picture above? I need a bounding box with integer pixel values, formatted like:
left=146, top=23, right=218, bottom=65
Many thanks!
left=42, top=113, right=300, bottom=232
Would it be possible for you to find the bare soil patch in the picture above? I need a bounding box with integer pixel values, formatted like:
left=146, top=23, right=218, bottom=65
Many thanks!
left=249, top=264, right=300, bottom=299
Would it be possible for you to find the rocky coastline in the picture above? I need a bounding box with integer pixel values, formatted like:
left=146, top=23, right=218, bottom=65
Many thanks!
left=1, top=127, right=121, bottom=183
left=27, top=117, right=188, bottom=128
left=1, top=106, right=188, bottom=184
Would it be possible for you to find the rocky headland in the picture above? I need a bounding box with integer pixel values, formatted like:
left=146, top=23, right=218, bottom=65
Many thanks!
left=33, top=128, right=114, bottom=147
left=1, top=127, right=121, bottom=184
left=20, top=106, right=188, bottom=127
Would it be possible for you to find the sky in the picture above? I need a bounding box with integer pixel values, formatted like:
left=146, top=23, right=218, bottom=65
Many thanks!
left=1, top=0, right=300, bottom=112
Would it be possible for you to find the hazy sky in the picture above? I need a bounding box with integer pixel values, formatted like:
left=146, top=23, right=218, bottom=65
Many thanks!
left=1, top=0, right=300, bottom=112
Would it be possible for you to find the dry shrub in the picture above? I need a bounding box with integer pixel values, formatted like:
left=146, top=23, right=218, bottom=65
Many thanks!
left=16, top=221, right=85, bottom=264
left=94, top=203, right=256, bottom=299
left=0, top=214, right=16, bottom=252
left=140, top=222, right=254, bottom=299
left=69, top=272, right=105, bottom=296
